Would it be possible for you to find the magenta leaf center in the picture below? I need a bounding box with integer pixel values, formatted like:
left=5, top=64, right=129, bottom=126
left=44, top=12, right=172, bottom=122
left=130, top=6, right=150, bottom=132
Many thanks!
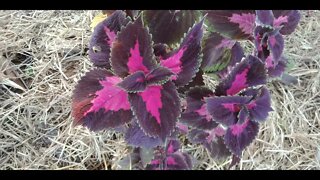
left=85, top=76, right=131, bottom=115
left=139, top=85, right=163, bottom=124
left=227, top=68, right=249, bottom=95
left=128, top=39, right=150, bottom=74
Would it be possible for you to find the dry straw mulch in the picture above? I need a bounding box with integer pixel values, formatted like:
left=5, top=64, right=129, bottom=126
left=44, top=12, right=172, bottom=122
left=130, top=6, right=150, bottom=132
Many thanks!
left=0, top=10, right=319, bottom=170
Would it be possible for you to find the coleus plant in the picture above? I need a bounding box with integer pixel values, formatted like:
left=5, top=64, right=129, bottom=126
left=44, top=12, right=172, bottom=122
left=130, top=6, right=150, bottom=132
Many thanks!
left=72, top=10, right=300, bottom=170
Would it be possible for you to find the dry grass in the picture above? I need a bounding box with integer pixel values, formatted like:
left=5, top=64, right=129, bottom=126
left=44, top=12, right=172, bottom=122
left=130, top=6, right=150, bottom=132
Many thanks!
left=0, top=10, right=319, bottom=170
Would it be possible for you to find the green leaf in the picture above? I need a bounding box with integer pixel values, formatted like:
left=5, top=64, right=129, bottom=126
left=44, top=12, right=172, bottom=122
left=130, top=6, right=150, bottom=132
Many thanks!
left=140, top=148, right=155, bottom=168
left=204, top=48, right=232, bottom=73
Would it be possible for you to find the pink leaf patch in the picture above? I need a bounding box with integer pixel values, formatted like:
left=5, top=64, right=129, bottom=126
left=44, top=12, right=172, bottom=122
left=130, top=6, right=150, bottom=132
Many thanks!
left=85, top=76, right=130, bottom=115
left=273, top=16, right=288, bottom=28
left=272, top=10, right=301, bottom=35
left=166, top=156, right=177, bottom=165
left=230, top=119, right=249, bottom=136
left=226, top=68, right=249, bottom=96
left=160, top=19, right=204, bottom=87
left=160, top=47, right=185, bottom=80
left=247, top=101, right=257, bottom=109
left=128, top=40, right=150, bottom=74
left=206, top=10, right=256, bottom=40
left=129, top=81, right=180, bottom=139
left=103, top=26, right=116, bottom=45
left=206, top=95, right=252, bottom=126
left=267, top=32, right=284, bottom=64
left=166, top=139, right=180, bottom=154
left=181, top=87, right=218, bottom=130
left=195, top=104, right=212, bottom=122
left=225, top=120, right=259, bottom=156
left=265, top=55, right=274, bottom=68
left=240, top=87, right=273, bottom=122
left=176, top=122, right=188, bottom=134
left=215, top=55, right=267, bottom=96
left=268, top=35, right=277, bottom=47
left=222, top=103, right=241, bottom=113
left=139, top=85, right=163, bottom=124
left=111, top=17, right=157, bottom=78
left=255, top=10, right=274, bottom=26
left=72, top=69, right=133, bottom=131
left=146, top=140, right=192, bottom=170
left=229, top=13, right=256, bottom=35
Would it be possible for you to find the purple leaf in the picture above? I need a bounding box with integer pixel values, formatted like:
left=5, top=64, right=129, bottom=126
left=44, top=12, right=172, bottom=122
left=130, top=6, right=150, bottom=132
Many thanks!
left=255, top=10, right=274, bottom=27
left=273, top=10, right=301, bottom=35
left=146, top=140, right=192, bottom=170
left=204, top=136, right=231, bottom=160
left=159, top=48, right=184, bottom=80
left=160, top=19, right=204, bottom=87
left=241, top=87, right=273, bottom=122
left=117, top=71, right=146, bottom=92
left=237, top=107, right=249, bottom=124
left=219, top=43, right=245, bottom=77
left=224, top=120, right=259, bottom=157
left=89, top=11, right=130, bottom=68
left=111, top=126, right=128, bottom=133
left=117, top=66, right=174, bottom=92
left=145, top=66, right=174, bottom=86
left=267, top=31, right=284, bottom=65
left=72, top=69, right=132, bottom=131
left=206, top=10, right=256, bottom=40
left=166, top=139, right=180, bottom=154
left=254, top=26, right=284, bottom=71
left=182, top=152, right=193, bottom=170
left=129, top=81, right=181, bottom=139
left=187, top=127, right=230, bottom=160
left=267, top=56, right=287, bottom=77
left=187, top=129, right=210, bottom=144
left=184, top=86, right=213, bottom=112
left=202, top=32, right=235, bottom=70
left=146, top=152, right=192, bottom=170
left=125, top=122, right=163, bottom=149
left=111, top=16, right=157, bottom=78
left=206, top=95, right=252, bottom=126
left=201, top=32, right=245, bottom=77
left=215, top=55, right=267, bottom=96
left=254, top=26, right=273, bottom=59
left=181, top=87, right=218, bottom=130
left=177, top=69, right=205, bottom=94
left=144, top=10, right=200, bottom=45
left=188, top=126, right=226, bottom=144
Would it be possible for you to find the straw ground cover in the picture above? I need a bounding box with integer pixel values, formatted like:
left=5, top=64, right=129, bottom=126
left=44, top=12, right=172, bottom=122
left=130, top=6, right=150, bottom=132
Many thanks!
left=0, top=10, right=319, bottom=170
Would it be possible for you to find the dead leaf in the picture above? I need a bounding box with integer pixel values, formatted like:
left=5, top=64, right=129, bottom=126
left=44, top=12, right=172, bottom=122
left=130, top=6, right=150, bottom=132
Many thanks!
left=0, top=56, right=27, bottom=91
left=90, top=13, right=108, bottom=32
